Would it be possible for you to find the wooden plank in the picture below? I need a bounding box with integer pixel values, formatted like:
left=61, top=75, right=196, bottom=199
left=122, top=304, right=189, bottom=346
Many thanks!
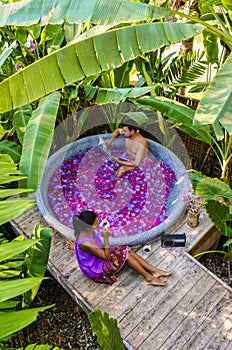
left=115, top=250, right=194, bottom=343
left=182, top=292, right=232, bottom=350
left=158, top=282, right=229, bottom=350
left=97, top=248, right=179, bottom=318
left=205, top=310, right=232, bottom=350
left=123, top=260, right=212, bottom=349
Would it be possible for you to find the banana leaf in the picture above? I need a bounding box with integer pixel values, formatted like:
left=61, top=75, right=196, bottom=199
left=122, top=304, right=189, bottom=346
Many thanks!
left=0, top=238, right=40, bottom=263
left=135, top=95, right=212, bottom=145
left=0, top=305, right=53, bottom=340
left=0, top=300, right=19, bottom=310
left=0, top=140, right=22, bottom=163
left=18, top=345, right=61, bottom=350
left=0, top=188, right=33, bottom=198
left=0, top=0, right=170, bottom=27
left=0, top=40, right=17, bottom=68
left=0, top=199, right=36, bottom=225
left=24, top=224, right=52, bottom=305
left=0, top=23, right=204, bottom=114
left=84, top=85, right=155, bottom=104
left=13, top=104, right=32, bottom=146
left=194, top=54, right=232, bottom=137
left=19, top=92, right=61, bottom=189
left=0, top=277, right=46, bottom=303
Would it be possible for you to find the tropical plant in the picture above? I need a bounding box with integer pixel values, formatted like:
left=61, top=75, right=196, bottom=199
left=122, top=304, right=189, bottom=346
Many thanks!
left=0, top=154, right=35, bottom=225
left=134, top=93, right=232, bottom=183
left=189, top=171, right=232, bottom=269
left=0, top=223, right=53, bottom=345
left=88, top=308, right=125, bottom=350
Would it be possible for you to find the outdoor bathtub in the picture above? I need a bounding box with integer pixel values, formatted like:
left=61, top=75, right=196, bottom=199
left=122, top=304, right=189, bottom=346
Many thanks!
left=36, top=134, right=190, bottom=246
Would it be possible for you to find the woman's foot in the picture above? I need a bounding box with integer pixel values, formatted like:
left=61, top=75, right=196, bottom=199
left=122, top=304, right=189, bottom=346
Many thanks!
left=152, top=269, right=172, bottom=278
left=145, top=277, right=167, bottom=286
left=66, top=240, right=75, bottom=251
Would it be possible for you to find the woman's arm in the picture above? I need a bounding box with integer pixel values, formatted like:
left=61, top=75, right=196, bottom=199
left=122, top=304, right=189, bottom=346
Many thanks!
left=81, top=228, right=111, bottom=260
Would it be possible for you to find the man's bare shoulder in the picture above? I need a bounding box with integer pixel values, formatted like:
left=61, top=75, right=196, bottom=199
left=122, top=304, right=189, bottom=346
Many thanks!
left=136, top=133, right=148, bottom=146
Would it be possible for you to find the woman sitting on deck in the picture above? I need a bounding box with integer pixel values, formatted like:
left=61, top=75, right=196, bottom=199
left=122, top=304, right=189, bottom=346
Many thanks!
left=67, top=210, right=172, bottom=286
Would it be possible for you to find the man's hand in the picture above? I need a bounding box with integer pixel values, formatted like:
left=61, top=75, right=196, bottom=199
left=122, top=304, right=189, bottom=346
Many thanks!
left=112, top=156, right=120, bottom=163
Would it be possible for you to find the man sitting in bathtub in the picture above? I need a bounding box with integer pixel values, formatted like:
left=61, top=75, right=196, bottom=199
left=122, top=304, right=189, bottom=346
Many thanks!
left=106, top=122, right=148, bottom=178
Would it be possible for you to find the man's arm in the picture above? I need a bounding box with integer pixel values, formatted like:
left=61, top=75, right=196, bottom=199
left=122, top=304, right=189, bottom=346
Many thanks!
left=113, top=141, right=147, bottom=167
left=105, top=128, right=122, bottom=146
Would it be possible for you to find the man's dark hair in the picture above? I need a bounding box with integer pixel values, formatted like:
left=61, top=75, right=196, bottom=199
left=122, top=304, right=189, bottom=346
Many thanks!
left=120, top=119, right=138, bottom=132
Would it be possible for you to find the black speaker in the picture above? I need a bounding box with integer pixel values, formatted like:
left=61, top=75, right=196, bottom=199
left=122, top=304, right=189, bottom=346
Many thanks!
left=161, top=233, right=186, bottom=248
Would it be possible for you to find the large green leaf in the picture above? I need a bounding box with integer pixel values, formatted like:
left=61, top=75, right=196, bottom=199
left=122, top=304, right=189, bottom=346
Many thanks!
left=19, top=92, right=61, bottom=189
left=0, top=23, right=204, bottom=114
left=190, top=172, right=232, bottom=236
left=0, top=238, right=39, bottom=263
left=194, top=54, right=232, bottom=136
left=0, top=140, right=22, bottom=163
left=0, top=40, right=17, bottom=68
left=0, top=199, right=35, bottom=225
left=0, top=188, right=33, bottom=198
left=0, top=0, right=170, bottom=27
left=13, top=104, right=32, bottom=146
left=0, top=277, right=46, bottom=303
left=190, top=171, right=232, bottom=201
left=135, top=95, right=212, bottom=144
left=84, top=85, right=155, bottom=103
left=205, top=200, right=232, bottom=236
left=0, top=305, right=53, bottom=340
left=24, top=224, right=52, bottom=304
left=88, top=309, right=125, bottom=350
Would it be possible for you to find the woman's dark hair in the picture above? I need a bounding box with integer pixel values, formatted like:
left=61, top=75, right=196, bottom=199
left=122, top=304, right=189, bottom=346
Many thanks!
left=73, top=210, right=97, bottom=238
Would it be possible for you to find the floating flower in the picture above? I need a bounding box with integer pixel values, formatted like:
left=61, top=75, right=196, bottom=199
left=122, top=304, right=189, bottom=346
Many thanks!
left=47, top=147, right=176, bottom=238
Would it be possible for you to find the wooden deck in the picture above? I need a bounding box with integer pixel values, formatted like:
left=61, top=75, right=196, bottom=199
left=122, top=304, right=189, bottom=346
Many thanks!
left=11, top=202, right=232, bottom=350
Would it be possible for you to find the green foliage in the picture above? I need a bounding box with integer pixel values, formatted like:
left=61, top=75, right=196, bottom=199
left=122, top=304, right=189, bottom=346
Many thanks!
left=19, top=92, right=61, bottom=189
left=135, top=49, right=207, bottom=96
left=135, top=95, right=212, bottom=144
left=13, top=104, right=32, bottom=146
left=0, top=22, right=203, bottom=114
left=0, top=226, right=53, bottom=343
left=0, top=0, right=170, bottom=27
left=0, top=154, right=35, bottom=226
left=0, top=140, right=22, bottom=163
left=190, top=171, right=232, bottom=235
left=23, top=224, right=52, bottom=306
left=17, top=345, right=62, bottom=350
left=88, top=309, right=125, bottom=350
left=190, top=171, right=232, bottom=263
left=193, top=55, right=232, bottom=137
left=0, top=306, right=53, bottom=341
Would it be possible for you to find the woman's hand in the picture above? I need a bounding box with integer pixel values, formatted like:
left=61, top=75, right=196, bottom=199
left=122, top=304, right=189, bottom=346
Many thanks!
left=102, top=227, right=111, bottom=238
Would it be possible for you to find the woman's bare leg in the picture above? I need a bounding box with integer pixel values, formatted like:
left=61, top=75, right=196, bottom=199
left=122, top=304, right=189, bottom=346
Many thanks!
left=126, top=251, right=167, bottom=286
left=129, top=250, right=172, bottom=278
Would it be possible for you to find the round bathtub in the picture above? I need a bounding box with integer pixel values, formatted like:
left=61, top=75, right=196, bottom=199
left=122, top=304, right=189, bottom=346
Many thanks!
left=36, top=134, right=190, bottom=245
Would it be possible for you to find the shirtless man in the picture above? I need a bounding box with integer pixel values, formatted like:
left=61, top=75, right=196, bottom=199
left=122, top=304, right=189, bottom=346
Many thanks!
left=106, top=124, right=148, bottom=177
